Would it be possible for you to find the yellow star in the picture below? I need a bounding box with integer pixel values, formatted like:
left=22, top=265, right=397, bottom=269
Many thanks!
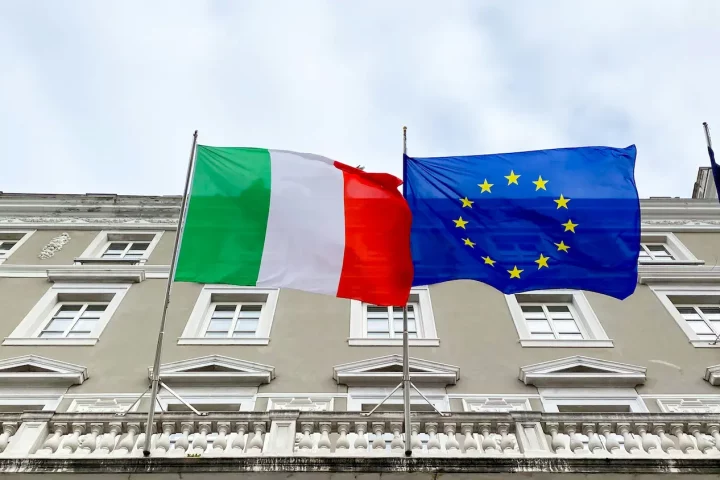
left=462, top=238, right=475, bottom=248
left=554, top=194, right=570, bottom=209
left=482, top=256, right=496, bottom=266
left=532, top=175, right=549, bottom=191
left=555, top=240, right=570, bottom=252
left=562, top=219, right=578, bottom=233
left=508, top=265, right=523, bottom=278
left=453, top=217, right=469, bottom=229
left=535, top=253, right=550, bottom=269
left=478, top=179, right=493, bottom=193
left=505, top=170, right=521, bottom=185
left=460, top=197, right=474, bottom=208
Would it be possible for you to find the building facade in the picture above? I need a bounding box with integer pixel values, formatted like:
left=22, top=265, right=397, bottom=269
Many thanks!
left=0, top=192, right=719, bottom=476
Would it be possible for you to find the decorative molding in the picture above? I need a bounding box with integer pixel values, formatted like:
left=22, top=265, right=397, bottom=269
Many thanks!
left=149, top=355, right=275, bottom=386
left=37, top=233, right=70, bottom=259
left=639, top=265, right=720, bottom=285
left=519, top=356, right=647, bottom=387
left=267, top=397, right=333, bottom=411
left=333, top=355, right=460, bottom=387
left=462, top=397, right=532, bottom=412
left=656, top=398, right=720, bottom=413
left=67, top=398, right=138, bottom=413
left=46, top=267, right=145, bottom=283
left=0, top=264, right=169, bottom=279
left=0, top=355, right=87, bottom=386
left=705, top=365, right=720, bottom=386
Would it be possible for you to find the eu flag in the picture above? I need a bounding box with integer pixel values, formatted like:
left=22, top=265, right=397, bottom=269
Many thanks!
left=404, top=145, right=641, bottom=300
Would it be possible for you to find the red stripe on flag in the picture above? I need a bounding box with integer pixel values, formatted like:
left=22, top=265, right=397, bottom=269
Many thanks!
left=334, top=161, right=413, bottom=306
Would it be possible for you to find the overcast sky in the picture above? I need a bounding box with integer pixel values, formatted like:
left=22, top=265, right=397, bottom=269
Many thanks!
left=2, top=1, right=719, bottom=198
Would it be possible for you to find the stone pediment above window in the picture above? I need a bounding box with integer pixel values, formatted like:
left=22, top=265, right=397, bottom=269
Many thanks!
left=333, top=355, right=460, bottom=386
left=519, top=356, right=646, bottom=387
left=0, top=355, right=88, bottom=386
left=149, top=355, right=275, bottom=386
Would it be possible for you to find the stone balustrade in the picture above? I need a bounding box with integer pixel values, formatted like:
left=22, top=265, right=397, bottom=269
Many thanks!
left=0, top=411, right=719, bottom=461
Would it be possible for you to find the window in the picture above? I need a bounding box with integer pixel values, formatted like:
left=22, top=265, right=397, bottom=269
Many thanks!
left=638, top=233, right=702, bottom=265
left=538, top=388, right=648, bottom=413
left=349, top=287, right=439, bottom=346
left=179, top=286, right=279, bottom=345
left=76, top=231, right=162, bottom=265
left=155, top=386, right=257, bottom=412
left=346, top=387, right=449, bottom=412
left=506, top=290, right=612, bottom=347
left=203, top=304, right=263, bottom=338
left=0, top=231, right=34, bottom=264
left=650, top=285, right=720, bottom=347
left=38, top=303, right=108, bottom=338
left=366, top=305, right=418, bottom=339
left=3, top=284, right=130, bottom=346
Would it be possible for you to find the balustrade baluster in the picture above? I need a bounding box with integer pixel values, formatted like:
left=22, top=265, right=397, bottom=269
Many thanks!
left=0, top=423, right=17, bottom=454
left=444, top=424, right=460, bottom=453
left=335, top=423, right=350, bottom=451
left=426, top=423, right=441, bottom=453
left=461, top=423, right=478, bottom=453
left=547, top=424, right=567, bottom=454
left=153, top=423, right=174, bottom=456
left=480, top=424, right=498, bottom=453
left=653, top=425, right=678, bottom=454
left=617, top=424, right=641, bottom=454
left=318, top=422, right=332, bottom=452
left=371, top=423, right=385, bottom=451
left=231, top=422, right=248, bottom=454
left=248, top=423, right=265, bottom=452
left=410, top=423, right=423, bottom=453
left=599, top=424, right=621, bottom=454
left=191, top=422, right=210, bottom=454
left=212, top=422, right=230, bottom=454
left=672, top=424, right=696, bottom=454
left=79, top=424, right=102, bottom=454
left=172, top=422, right=193, bottom=456
left=390, top=422, right=404, bottom=452
left=688, top=424, right=713, bottom=454
left=635, top=424, right=658, bottom=454
left=583, top=424, right=604, bottom=454
left=62, top=423, right=84, bottom=454
left=353, top=422, right=368, bottom=451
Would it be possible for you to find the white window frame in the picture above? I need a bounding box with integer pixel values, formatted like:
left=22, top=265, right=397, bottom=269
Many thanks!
left=349, top=287, right=439, bottom=346
left=0, top=230, right=34, bottom=264
left=650, top=284, right=720, bottom=348
left=0, top=388, right=63, bottom=411
left=639, top=232, right=702, bottom=265
left=3, top=283, right=130, bottom=346
left=76, top=230, right=163, bottom=265
left=179, top=286, right=279, bottom=345
left=506, top=290, right=612, bottom=347
left=155, top=386, right=257, bottom=412
left=346, top=386, right=449, bottom=412
left=539, top=388, right=648, bottom=413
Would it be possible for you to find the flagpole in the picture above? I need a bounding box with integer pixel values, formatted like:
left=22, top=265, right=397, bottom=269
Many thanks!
left=402, top=126, right=412, bottom=457
left=143, top=130, right=199, bottom=456
left=704, top=122, right=712, bottom=150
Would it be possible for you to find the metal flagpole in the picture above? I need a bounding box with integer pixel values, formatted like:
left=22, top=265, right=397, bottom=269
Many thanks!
left=704, top=122, right=713, bottom=152
left=402, top=126, right=412, bottom=457
left=142, top=130, right=199, bottom=456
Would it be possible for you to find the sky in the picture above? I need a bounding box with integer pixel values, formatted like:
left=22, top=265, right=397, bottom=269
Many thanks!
left=1, top=0, right=719, bottom=198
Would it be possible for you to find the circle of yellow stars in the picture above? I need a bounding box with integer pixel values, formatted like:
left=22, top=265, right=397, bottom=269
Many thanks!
left=455, top=171, right=577, bottom=278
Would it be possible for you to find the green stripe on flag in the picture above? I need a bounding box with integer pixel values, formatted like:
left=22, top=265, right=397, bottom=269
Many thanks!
left=175, top=146, right=271, bottom=285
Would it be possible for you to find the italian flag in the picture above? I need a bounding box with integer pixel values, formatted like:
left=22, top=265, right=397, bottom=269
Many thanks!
left=175, top=146, right=413, bottom=306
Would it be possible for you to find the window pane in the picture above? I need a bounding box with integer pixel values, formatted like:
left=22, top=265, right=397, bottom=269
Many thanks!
left=56, top=305, right=82, bottom=317
left=106, top=242, right=128, bottom=252
left=526, top=320, right=552, bottom=333
left=212, top=305, right=237, bottom=319
left=0, top=242, right=16, bottom=251
left=233, top=319, right=258, bottom=333
left=72, top=319, right=97, bottom=332
left=366, top=332, right=390, bottom=338
left=367, top=319, right=390, bottom=333
left=367, top=306, right=389, bottom=319
left=85, top=304, right=108, bottom=312
left=44, top=319, right=71, bottom=332
left=130, top=242, right=150, bottom=251
left=207, top=319, right=231, bottom=332
left=558, top=333, right=584, bottom=340
left=39, top=331, right=63, bottom=338
left=700, top=307, right=720, bottom=320
left=66, top=332, right=91, bottom=338
left=688, top=320, right=714, bottom=335
left=393, top=320, right=417, bottom=333
left=203, top=331, right=227, bottom=338
left=553, top=319, right=581, bottom=334
left=239, top=305, right=262, bottom=318
left=529, top=333, right=555, bottom=339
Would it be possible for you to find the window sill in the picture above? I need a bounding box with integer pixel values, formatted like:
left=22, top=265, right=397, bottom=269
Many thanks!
left=348, top=338, right=440, bottom=347
left=690, top=340, right=720, bottom=348
left=2, top=337, right=99, bottom=346
left=74, top=257, right=145, bottom=266
left=177, top=337, right=271, bottom=346
left=639, top=260, right=705, bottom=266
left=518, top=339, right=613, bottom=348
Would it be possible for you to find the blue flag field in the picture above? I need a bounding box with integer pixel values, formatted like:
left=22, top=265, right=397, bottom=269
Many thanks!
left=403, top=145, right=641, bottom=300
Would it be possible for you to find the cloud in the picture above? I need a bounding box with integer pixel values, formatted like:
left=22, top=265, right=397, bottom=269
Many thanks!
left=1, top=0, right=719, bottom=198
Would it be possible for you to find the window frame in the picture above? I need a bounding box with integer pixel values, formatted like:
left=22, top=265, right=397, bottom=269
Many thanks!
left=155, top=386, right=257, bottom=413
left=3, top=283, right=130, bottom=346
left=349, top=287, right=439, bottom=347
left=505, top=290, right=613, bottom=347
left=0, top=230, right=34, bottom=264
left=35, top=301, right=110, bottom=339
left=346, top=386, right=449, bottom=412
left=75, top=230, right=163, bottom=265
left=538, top=387, right=648, bottom=413
left=639, top=232, right=703, bottom=265
left=179, top=286, right=279, bottom=345
left=649, top=284, right=720, bottom=348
